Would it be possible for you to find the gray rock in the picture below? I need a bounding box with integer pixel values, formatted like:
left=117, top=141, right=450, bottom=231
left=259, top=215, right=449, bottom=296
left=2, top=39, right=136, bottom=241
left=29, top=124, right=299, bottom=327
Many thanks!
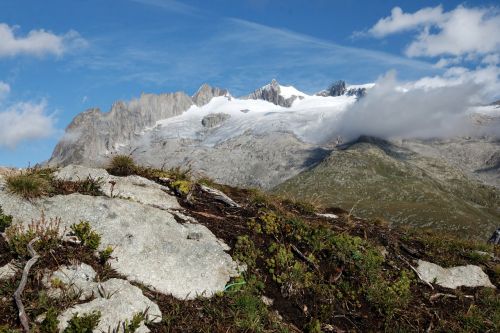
left=58, top=278, right=162, bottom=333
left=243, top=79, right=298, bottom=107
left=42, top=263, right=97, bottom=300
left=201, top=113, right=231, bottom=128
left=192, top=84, right=229, bottom=107
left=416, top=260, right=495, bottom=289
left=54, top=165, right=180, bottom=210
left=0, top=191, right=240, bottom=299
left=127, top=131, right=330, bottom=190
left=0, top=261, right=18, bottom=280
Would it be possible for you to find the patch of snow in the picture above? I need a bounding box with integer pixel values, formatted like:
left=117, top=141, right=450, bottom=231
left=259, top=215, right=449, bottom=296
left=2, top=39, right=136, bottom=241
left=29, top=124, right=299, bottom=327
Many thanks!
left=279, top=85, right=308, bottom=99
left=153, top=94, right=356, bottom=146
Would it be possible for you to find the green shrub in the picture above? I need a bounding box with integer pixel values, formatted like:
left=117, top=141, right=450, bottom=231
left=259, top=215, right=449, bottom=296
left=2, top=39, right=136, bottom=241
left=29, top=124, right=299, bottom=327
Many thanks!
left=6, top=172, right=51, bottom=199
left=108, top=155, right=136, bottom=176
left=40, top=308, right=60, bottom=333
left=70, top=221, right=101, bottom=250
left=99, top=246, right=114, bottom=263
left=0, top=205, right=13, bottom=232
left=63, top=311, right=101, bottom=333
left=234, top=236, right=260, bottom=268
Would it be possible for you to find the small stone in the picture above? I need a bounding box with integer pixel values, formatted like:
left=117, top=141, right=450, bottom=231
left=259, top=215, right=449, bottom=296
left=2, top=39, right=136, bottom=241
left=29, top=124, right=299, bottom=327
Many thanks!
left=0, top=261, right=18, bottom=280
left=261, top=295, right=274, bottom=306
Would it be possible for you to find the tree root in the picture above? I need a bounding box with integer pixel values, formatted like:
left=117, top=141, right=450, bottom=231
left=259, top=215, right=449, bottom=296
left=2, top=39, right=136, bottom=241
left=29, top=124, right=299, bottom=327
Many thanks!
left=14, top=237, right=40, bottom=333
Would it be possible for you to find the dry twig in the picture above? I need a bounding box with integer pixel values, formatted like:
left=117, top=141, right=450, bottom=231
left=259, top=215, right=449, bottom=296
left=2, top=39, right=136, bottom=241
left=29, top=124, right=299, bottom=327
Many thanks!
left=14, top=237, right=40, bottom=333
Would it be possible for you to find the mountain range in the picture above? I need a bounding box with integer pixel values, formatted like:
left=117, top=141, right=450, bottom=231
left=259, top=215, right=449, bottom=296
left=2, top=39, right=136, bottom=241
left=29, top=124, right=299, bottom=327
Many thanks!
left=48, top=80, right=500, bottom=239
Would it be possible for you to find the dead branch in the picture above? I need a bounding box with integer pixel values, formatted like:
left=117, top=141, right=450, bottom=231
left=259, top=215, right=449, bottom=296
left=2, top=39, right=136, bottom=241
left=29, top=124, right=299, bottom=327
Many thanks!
left=14, top=237, right=40, bottom=333
left=198, top=184, right=240, bottom=208
left=291, top=244, right=320, bottom=271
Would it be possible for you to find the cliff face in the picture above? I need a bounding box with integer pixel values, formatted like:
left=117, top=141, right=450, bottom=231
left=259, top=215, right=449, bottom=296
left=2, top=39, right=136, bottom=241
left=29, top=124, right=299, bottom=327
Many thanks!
left=50, top=92, right=195, bottom=166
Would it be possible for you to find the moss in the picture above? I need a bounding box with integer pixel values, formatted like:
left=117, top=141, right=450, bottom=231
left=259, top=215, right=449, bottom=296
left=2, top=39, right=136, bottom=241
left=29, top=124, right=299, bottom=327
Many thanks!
left=171, top=180, right=192, bottom=196
left=70, top=221, right=101, bottom=250
left=63, top=311, right=101, bottom=333
left=108, top=155, right=136, bottom=176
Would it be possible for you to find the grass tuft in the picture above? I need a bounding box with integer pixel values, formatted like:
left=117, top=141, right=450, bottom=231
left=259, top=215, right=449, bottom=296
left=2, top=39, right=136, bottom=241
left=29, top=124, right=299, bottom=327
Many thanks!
left=108, top=155, right=136, bottom=176
left=6, top=172, right=52, bottom=199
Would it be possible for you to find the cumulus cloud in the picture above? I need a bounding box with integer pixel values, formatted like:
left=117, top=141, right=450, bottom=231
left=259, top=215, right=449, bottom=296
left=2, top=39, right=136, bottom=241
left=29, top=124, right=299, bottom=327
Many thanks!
left=0, top=81, right=10, bottom=100
left=367, top=5, right=500, bottom=59
left=0, top=23, right=87, bottom=58
left=369, top=6, right=444, bottom=37
left=0, top=100, right=55, bottom=148
left=331, top=71, right=489, bottom=141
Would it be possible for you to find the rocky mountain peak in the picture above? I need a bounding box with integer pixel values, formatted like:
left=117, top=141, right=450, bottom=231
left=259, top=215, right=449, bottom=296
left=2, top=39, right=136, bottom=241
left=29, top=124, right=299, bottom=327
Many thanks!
left=243, top=79, right=301, bottom=107
left=192, top=83, right=230, bottom=107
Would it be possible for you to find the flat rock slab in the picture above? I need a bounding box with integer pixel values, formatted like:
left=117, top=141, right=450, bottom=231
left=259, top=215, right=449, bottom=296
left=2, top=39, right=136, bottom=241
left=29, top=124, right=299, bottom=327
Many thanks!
left=54, top=165, right=180, bottom=210
left=416, top=260, right=495, bottom=289
left=58, top=278, right=162, bottom=333
left=42, top=263, right=97, bottom=300
left=0, top=191, right=240, bottom=299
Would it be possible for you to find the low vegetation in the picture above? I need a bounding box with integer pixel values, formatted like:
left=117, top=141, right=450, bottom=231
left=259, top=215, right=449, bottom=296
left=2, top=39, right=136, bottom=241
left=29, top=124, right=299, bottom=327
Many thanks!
left=107, top=155, right=137, bottom=176
left=6, top=172, right=52, bottom=199
left=0, top=161, right=498, bottom=332
left=5, top=167, right=104, bottom=201
left=70, top=221, right=101, bottom=250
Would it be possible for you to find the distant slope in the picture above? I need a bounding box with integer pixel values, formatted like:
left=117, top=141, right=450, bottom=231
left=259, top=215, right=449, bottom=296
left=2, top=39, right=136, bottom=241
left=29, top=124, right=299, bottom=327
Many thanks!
left=274, top=137, right=500, bottom=239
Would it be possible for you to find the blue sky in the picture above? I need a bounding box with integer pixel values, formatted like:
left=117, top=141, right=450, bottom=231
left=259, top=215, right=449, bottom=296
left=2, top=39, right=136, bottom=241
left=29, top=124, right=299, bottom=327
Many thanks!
left=0, top=0, right=499, bottom=166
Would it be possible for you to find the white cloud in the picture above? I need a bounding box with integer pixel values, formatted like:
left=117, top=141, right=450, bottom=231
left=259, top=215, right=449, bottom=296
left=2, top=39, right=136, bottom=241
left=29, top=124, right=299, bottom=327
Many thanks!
left=0, top=23, right=87, bottom=58
left=367, top=5, right=500, bottom=59
left=330, top=71, right=496, bottom=142
left=369, top=6, right=444, bottom=37
left=0, top=81, right=10, bottom=100
left=0, top=100, right=55, bottom=148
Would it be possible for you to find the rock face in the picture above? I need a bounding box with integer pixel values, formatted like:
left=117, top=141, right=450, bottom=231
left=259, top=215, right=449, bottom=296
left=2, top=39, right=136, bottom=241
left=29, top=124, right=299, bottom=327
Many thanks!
left=416, top=260, right=495, bottom=289
left=54, top=165, right=180, bottom=210
left=127, top=131, right=331, bottom=189
left=192, top=84, right=229, bottom=107
left=201, top=113, right=231, bottom=128
left=244, top=79, right=299, bottom=107
left=57, top=278, right=162, bottom=333
left=0, top=169, right=240, bottom=299
left=316, top=80, right=366, bottom=98
left=50, top=92, right=194, bottom=167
